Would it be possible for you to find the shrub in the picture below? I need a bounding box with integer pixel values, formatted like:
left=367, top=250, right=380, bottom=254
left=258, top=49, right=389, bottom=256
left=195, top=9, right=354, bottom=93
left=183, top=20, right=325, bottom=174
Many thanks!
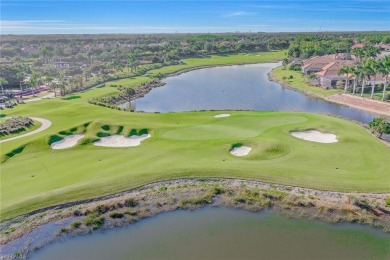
left=180, top=193, right=213, bottom=206
left=125, top=210, right=138, bottom=216
left=83, top=214, right=105, bottom=229
left=70, top=221, right=82, bottom=229
left=336, top=80, right=344, bottom=90
left=124, top=198, right=138, bottom=207
left=0, top=117, right=33, bottom=136
left=385, top=197, right=390, bottom=207
left=109, top=211, right=124, bottom=219
left=384, top=94, right=390, bottom=101
left=289, top=75, right=294, bottom=79
left=93, top=205, right=110, bottom=214
left=59, top=227, right=68, bottom=233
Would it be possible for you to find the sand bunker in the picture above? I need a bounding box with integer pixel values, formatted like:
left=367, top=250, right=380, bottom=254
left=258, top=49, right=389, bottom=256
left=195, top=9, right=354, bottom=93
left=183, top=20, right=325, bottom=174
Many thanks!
left=230, top=146, right=252, bottom=156
left=93, top=134, right=151, bottom=147
left=51, top=135, right=85, bottom=149
left=214, top=114, right=231, bottom=118
left=291, top=130, right=338, bottom=143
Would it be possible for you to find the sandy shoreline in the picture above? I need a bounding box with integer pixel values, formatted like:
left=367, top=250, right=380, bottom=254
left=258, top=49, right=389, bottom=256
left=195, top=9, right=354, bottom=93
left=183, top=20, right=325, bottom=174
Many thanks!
left=1, top=178, right=389, bottom=259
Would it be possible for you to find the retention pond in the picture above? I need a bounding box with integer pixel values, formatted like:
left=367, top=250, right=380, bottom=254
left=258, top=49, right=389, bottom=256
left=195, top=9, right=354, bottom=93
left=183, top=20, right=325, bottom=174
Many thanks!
left=30, top=207, right=390, bottom=260
left=136, top=63, right=383, bottom=124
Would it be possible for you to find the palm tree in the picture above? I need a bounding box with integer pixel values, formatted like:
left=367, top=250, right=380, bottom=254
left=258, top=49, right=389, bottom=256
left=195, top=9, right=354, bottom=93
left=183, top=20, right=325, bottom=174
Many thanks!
left=363, top=45, right=380, bottom=60
left=369, top=59, right=380, bottom=99
left=359, top=61, right=372, bottom=97
left=351, top=67, right=364, bottom=95
left=282, top=58, right=288, bottom=69
left=128, top=54, right=136, bottom=72
left=352, top=47, right=365, bottom=62
left=120, top=87, right=136, bottom=103
left=0, top=77, right=8, bottom=95
left=379, top=56, right=390, bottom=101
left=45, top=76, right=55, bottom=97
left=338, top=65, right=352, bottom=93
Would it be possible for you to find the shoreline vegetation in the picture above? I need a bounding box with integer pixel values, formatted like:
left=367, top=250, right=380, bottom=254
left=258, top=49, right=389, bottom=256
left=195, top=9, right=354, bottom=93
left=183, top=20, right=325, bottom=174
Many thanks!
left=1, top=178, right=389, bottom=259
left=269, top=66, right=390, bottom=117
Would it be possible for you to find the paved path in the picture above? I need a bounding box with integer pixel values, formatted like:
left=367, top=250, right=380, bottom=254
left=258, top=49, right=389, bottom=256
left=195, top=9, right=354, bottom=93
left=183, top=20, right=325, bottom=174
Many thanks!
left=0, top=117, right=52, bottom=144
left=24, top=93, right=55, bottom=103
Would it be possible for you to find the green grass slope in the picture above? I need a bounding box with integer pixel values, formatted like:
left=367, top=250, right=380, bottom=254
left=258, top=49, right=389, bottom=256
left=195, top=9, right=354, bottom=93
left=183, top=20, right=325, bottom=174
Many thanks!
left=1, top=98, right=389, bottom=220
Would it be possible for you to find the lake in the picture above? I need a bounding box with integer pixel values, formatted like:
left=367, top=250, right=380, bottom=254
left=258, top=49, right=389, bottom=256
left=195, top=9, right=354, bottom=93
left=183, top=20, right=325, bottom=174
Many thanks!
left=30, top=207, right=390, bottom=260
left=135, top=63, right=382, bottom=124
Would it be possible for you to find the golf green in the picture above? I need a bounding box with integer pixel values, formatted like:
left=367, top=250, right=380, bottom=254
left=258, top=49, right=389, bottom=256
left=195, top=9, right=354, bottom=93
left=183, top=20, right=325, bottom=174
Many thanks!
left=1, top=98, right=389, bottom=220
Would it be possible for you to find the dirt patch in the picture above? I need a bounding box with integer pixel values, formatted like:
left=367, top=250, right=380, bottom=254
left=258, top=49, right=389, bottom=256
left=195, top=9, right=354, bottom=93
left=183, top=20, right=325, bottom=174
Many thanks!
left=327, top=94, right=390, bottom=117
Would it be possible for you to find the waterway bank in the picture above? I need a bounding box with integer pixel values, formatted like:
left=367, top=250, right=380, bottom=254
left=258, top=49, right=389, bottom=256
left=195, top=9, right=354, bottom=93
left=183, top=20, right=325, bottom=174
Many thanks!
left=1, top=178, right=389, bottom=259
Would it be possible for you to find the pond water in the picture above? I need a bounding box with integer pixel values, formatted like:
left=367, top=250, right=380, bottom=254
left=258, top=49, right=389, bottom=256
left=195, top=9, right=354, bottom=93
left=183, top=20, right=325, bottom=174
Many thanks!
left=30, top=207, right=390, bottom=260
left=135, top=63, right=383, bottom=124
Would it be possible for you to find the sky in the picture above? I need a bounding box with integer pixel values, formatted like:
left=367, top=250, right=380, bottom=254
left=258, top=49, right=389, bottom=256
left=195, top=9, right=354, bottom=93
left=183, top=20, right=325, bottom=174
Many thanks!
left=0, top=0, right=389, bottom=34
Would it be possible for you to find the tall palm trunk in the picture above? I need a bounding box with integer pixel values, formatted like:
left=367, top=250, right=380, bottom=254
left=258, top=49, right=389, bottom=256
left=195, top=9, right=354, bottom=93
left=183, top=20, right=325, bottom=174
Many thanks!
left=352, top=79, right=357, bottom=95
left=343, top=77, right=348, bottom=93
left=361, top=78, right=365, bottom=97
left=383, top=77, right=388, bottom=101
left=371, top=79, right=376, bottom=99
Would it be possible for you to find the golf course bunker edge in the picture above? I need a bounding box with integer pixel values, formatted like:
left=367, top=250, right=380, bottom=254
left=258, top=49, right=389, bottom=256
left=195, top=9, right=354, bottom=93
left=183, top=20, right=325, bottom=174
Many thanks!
left=51, top=135, right=85, bottom=149
left=230, top=145, right=252, bottom=156
left=93, top=134, right=151, bottom=147
left=290, top=130, right=338, bottom=143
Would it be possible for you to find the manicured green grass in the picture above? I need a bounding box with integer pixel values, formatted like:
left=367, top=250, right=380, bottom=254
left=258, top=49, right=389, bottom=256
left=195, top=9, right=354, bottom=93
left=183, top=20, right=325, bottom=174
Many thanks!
left=1, top=97, right=389, bottom=220
left=361, top=91, right=390, bottom=101
left=0, top=119, right=42, bottom=140
left=1, top=50, right=389, bottom=221
left=271, top=66, right=341, bottom=98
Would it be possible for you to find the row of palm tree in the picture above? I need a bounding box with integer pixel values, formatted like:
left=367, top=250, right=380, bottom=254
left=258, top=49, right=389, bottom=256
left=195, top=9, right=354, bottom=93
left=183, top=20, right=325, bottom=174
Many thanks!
left=339, top=49, right=389, bottom=101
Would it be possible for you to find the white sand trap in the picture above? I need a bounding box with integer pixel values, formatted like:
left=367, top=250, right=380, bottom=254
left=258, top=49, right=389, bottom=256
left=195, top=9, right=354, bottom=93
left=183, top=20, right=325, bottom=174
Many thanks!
left=51, top=134, right=85, bottom=149
left=214, top=114, right=231, bottom=118
left=230, top=146, right=252, bottom=156
left=291, top=130, right=338, bottom=143
left=93, top=134, right=151, bottom=147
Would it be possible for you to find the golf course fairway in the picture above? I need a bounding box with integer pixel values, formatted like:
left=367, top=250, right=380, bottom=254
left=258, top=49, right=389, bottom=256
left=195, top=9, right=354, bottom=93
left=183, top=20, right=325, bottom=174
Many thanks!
left=1, top=95, right=389, bottom=221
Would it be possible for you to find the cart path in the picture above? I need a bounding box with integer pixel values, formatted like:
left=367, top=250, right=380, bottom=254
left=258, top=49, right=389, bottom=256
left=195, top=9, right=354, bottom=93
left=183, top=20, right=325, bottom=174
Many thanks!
left=0, top=117, right=52, bottom=143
